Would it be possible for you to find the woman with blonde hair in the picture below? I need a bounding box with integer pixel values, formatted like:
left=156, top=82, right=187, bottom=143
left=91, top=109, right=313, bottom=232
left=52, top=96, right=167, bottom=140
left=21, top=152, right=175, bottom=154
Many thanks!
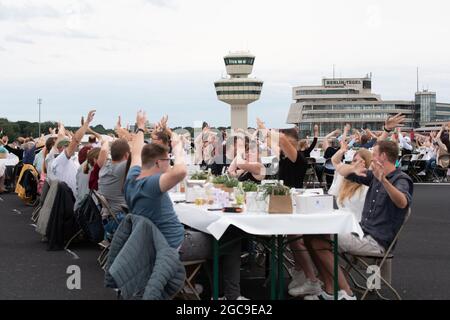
left=328, top=141, right=372, bottom=222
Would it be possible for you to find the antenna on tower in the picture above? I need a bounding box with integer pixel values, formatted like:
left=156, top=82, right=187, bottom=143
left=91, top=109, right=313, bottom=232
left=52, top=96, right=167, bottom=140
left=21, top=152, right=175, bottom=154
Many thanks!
left=333, top=64, right=335, bottom=79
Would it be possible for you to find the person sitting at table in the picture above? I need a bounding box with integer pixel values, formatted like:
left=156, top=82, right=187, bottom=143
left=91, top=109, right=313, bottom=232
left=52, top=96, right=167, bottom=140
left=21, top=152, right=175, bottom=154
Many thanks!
left=227, top=136, right=265, bottom=183
left=258, top=125, right=324, bottom=297
left=304, top=138, right=413, bottom=300
left=328, top=141, right=372, bottom=222
left=124, top=111, right=248, bottom=300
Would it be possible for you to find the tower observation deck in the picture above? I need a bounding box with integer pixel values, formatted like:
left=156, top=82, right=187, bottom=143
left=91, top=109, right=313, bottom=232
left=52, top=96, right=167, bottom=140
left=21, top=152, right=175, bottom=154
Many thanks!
left=214, top=51, right=263, bottom=130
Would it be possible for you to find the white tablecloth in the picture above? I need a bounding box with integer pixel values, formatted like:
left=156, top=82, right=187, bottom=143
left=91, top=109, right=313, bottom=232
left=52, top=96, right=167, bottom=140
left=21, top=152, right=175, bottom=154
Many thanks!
left=170, top=193, right=363, bottom=240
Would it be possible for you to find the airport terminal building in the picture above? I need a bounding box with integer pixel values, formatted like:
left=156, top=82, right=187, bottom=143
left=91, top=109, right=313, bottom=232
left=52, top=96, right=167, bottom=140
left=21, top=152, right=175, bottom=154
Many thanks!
left=286, top=76, right=450, bottom=136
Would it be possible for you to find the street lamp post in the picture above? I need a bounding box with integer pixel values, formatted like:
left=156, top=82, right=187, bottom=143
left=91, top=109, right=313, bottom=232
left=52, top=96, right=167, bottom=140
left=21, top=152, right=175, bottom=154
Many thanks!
left=37, top=98, right=42, bottom=136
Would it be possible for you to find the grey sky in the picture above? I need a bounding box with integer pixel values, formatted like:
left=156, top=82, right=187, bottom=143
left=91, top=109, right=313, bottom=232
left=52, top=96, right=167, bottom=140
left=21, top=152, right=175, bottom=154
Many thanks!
left=1, top=0, right=449, bottom=129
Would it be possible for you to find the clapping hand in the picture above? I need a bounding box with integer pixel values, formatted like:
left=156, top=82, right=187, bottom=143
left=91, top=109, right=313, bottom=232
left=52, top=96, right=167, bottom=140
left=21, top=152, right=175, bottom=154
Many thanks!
left=353, top=158, right=367, bottom=177
left=372, top=160, right=385, bottom=182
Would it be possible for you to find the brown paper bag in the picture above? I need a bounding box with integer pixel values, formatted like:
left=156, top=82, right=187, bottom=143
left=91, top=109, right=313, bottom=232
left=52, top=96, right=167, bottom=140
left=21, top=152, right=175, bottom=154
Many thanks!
left=268, top=195, right=293, bottom=214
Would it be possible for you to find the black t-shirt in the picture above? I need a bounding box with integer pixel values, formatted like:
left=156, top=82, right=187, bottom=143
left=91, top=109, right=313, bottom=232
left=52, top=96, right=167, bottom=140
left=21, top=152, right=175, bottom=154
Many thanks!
left=278, top=150, right=307, bottom=188
left=301, top=137, right=318, bottom=158
left=324, top=147, right=339, bottom=160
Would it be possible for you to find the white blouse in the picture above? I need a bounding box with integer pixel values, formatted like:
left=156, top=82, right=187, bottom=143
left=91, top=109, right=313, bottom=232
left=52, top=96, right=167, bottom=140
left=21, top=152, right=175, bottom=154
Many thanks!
left=328, top=172, right=368, bottom=222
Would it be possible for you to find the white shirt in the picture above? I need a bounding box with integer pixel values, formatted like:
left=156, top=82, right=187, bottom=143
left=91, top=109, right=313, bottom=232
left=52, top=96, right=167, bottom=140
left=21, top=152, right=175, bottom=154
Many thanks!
left=328, top=172, right=368, bottom=222
left=398, top=134, right=413, bottom=151
left=49, top=151, right=80, bottom=196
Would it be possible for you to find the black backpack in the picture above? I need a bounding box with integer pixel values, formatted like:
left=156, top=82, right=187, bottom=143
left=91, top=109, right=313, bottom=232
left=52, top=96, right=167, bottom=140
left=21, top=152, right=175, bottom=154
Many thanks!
left=75, top=192, right=104, bottom=243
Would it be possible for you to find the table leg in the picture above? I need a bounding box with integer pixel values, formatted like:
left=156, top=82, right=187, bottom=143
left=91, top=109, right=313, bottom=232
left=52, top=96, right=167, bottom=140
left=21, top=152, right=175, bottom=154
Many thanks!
left=277, top=235, right=285, bottom=300
left=213, top=239, right=219, bottom=300
left=270, top=236, right=276, bottom=300
left=333, top=234, right=339, bottom=301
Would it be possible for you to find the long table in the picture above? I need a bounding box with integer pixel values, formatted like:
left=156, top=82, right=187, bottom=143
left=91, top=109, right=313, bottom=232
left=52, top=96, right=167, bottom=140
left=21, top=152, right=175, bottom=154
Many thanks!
left=170, top=192, right=363, bottom=300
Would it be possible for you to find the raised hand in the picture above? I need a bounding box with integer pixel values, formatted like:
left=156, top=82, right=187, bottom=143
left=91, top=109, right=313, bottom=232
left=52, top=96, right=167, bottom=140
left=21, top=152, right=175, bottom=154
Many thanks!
left=115, top=116, right=122, bottom=130
left=170, top=131, right=181, bottom=150
left=384, top=113, right=405, bottom=131
left=58, top=122, right=66, bottom=137
left=340, top=138, right=348, bottom=152
left=136, top=110, right=147, bottom=130
left=161, top=115, right=168, bottom=129
left=313, top=124, right=319, bottom=136
left=85, top=110, right=96, bottom=125
left=256, top=118, right=266, bottom=130
left=353, top=159, right=367, bottom=177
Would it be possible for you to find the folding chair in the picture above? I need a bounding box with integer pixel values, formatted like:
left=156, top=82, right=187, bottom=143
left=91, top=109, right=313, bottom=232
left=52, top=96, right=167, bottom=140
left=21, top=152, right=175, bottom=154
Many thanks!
left=304, top=157, right=320, bottom=188
left=408, top=154, right=427, bottom=182
left=31, top=181, right=50, bottom=223
left=178, top=260, right=207, bottom=300
left=399, top=154, right=413, bottom=174
left=341, top=208, right=411, bottom=300
left=432, top=155, right=450, bottom=183
left=91, top=190, right=120, bottom=268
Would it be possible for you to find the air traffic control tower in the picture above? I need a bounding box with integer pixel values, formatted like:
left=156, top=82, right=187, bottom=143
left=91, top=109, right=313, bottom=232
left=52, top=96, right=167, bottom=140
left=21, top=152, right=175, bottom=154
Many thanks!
left=214, top=52, right=263, bottom=130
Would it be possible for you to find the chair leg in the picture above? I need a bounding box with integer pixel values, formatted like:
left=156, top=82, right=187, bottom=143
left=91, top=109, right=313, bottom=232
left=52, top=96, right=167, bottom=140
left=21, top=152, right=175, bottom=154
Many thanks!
left=181, top=263, right=204, bottom=300
left=31, top=205, right=42, bottom=222
left=98, top=246, right=109, bottom=266
left=340, top=254, right=371, bottom=293
left=64, top=229, right=83, bottom=250
left=355, top=257, right=402, bottom=300
left=341, top=260, right=367, bottom=292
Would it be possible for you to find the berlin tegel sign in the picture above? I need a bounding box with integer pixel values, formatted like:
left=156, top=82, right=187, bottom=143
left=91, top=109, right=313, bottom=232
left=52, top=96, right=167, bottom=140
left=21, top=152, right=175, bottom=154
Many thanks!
left=324, top=79, right=362, bottom=87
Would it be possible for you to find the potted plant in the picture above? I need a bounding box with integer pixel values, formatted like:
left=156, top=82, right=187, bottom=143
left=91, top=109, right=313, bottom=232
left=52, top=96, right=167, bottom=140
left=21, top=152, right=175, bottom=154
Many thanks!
left=212, top=175, right=228, bottom=189
left=260, top=182, right=293, bottom=214
left=242, top=181, right=258, bottom=193
left=190, top=171, right=208, bottom=181
left=222, top=177, right=239, bottom=193
left=241, top=181, right=258, bottom=210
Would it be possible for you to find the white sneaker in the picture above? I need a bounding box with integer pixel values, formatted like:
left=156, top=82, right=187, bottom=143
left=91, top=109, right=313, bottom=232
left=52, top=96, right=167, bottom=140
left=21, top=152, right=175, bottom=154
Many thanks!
left=338, top=290, right=357, bottom=300
left=183, top=283, right=203, bottom=295
left=304, top=290, right=334, bottom=300
left=288, top=268, right=306, bottom=290
left=288, top=279, right=322, bottom=297
left=214, top=295, right=249, bottom=300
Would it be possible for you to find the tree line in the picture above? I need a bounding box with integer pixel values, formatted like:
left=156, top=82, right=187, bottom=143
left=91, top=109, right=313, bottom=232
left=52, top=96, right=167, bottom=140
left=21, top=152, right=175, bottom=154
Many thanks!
left=0, top=118, right=113, bottom=140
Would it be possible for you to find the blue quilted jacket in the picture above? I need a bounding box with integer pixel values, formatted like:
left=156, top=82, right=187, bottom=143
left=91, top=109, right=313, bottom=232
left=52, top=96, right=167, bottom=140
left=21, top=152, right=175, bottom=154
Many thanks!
left=104, top=214, right=185, bottom=300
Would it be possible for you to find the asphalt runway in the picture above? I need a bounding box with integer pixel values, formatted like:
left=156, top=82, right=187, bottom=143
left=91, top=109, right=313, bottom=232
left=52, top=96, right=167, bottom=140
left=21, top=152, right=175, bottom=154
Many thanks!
left=1, top=183, right=449, bottom=300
